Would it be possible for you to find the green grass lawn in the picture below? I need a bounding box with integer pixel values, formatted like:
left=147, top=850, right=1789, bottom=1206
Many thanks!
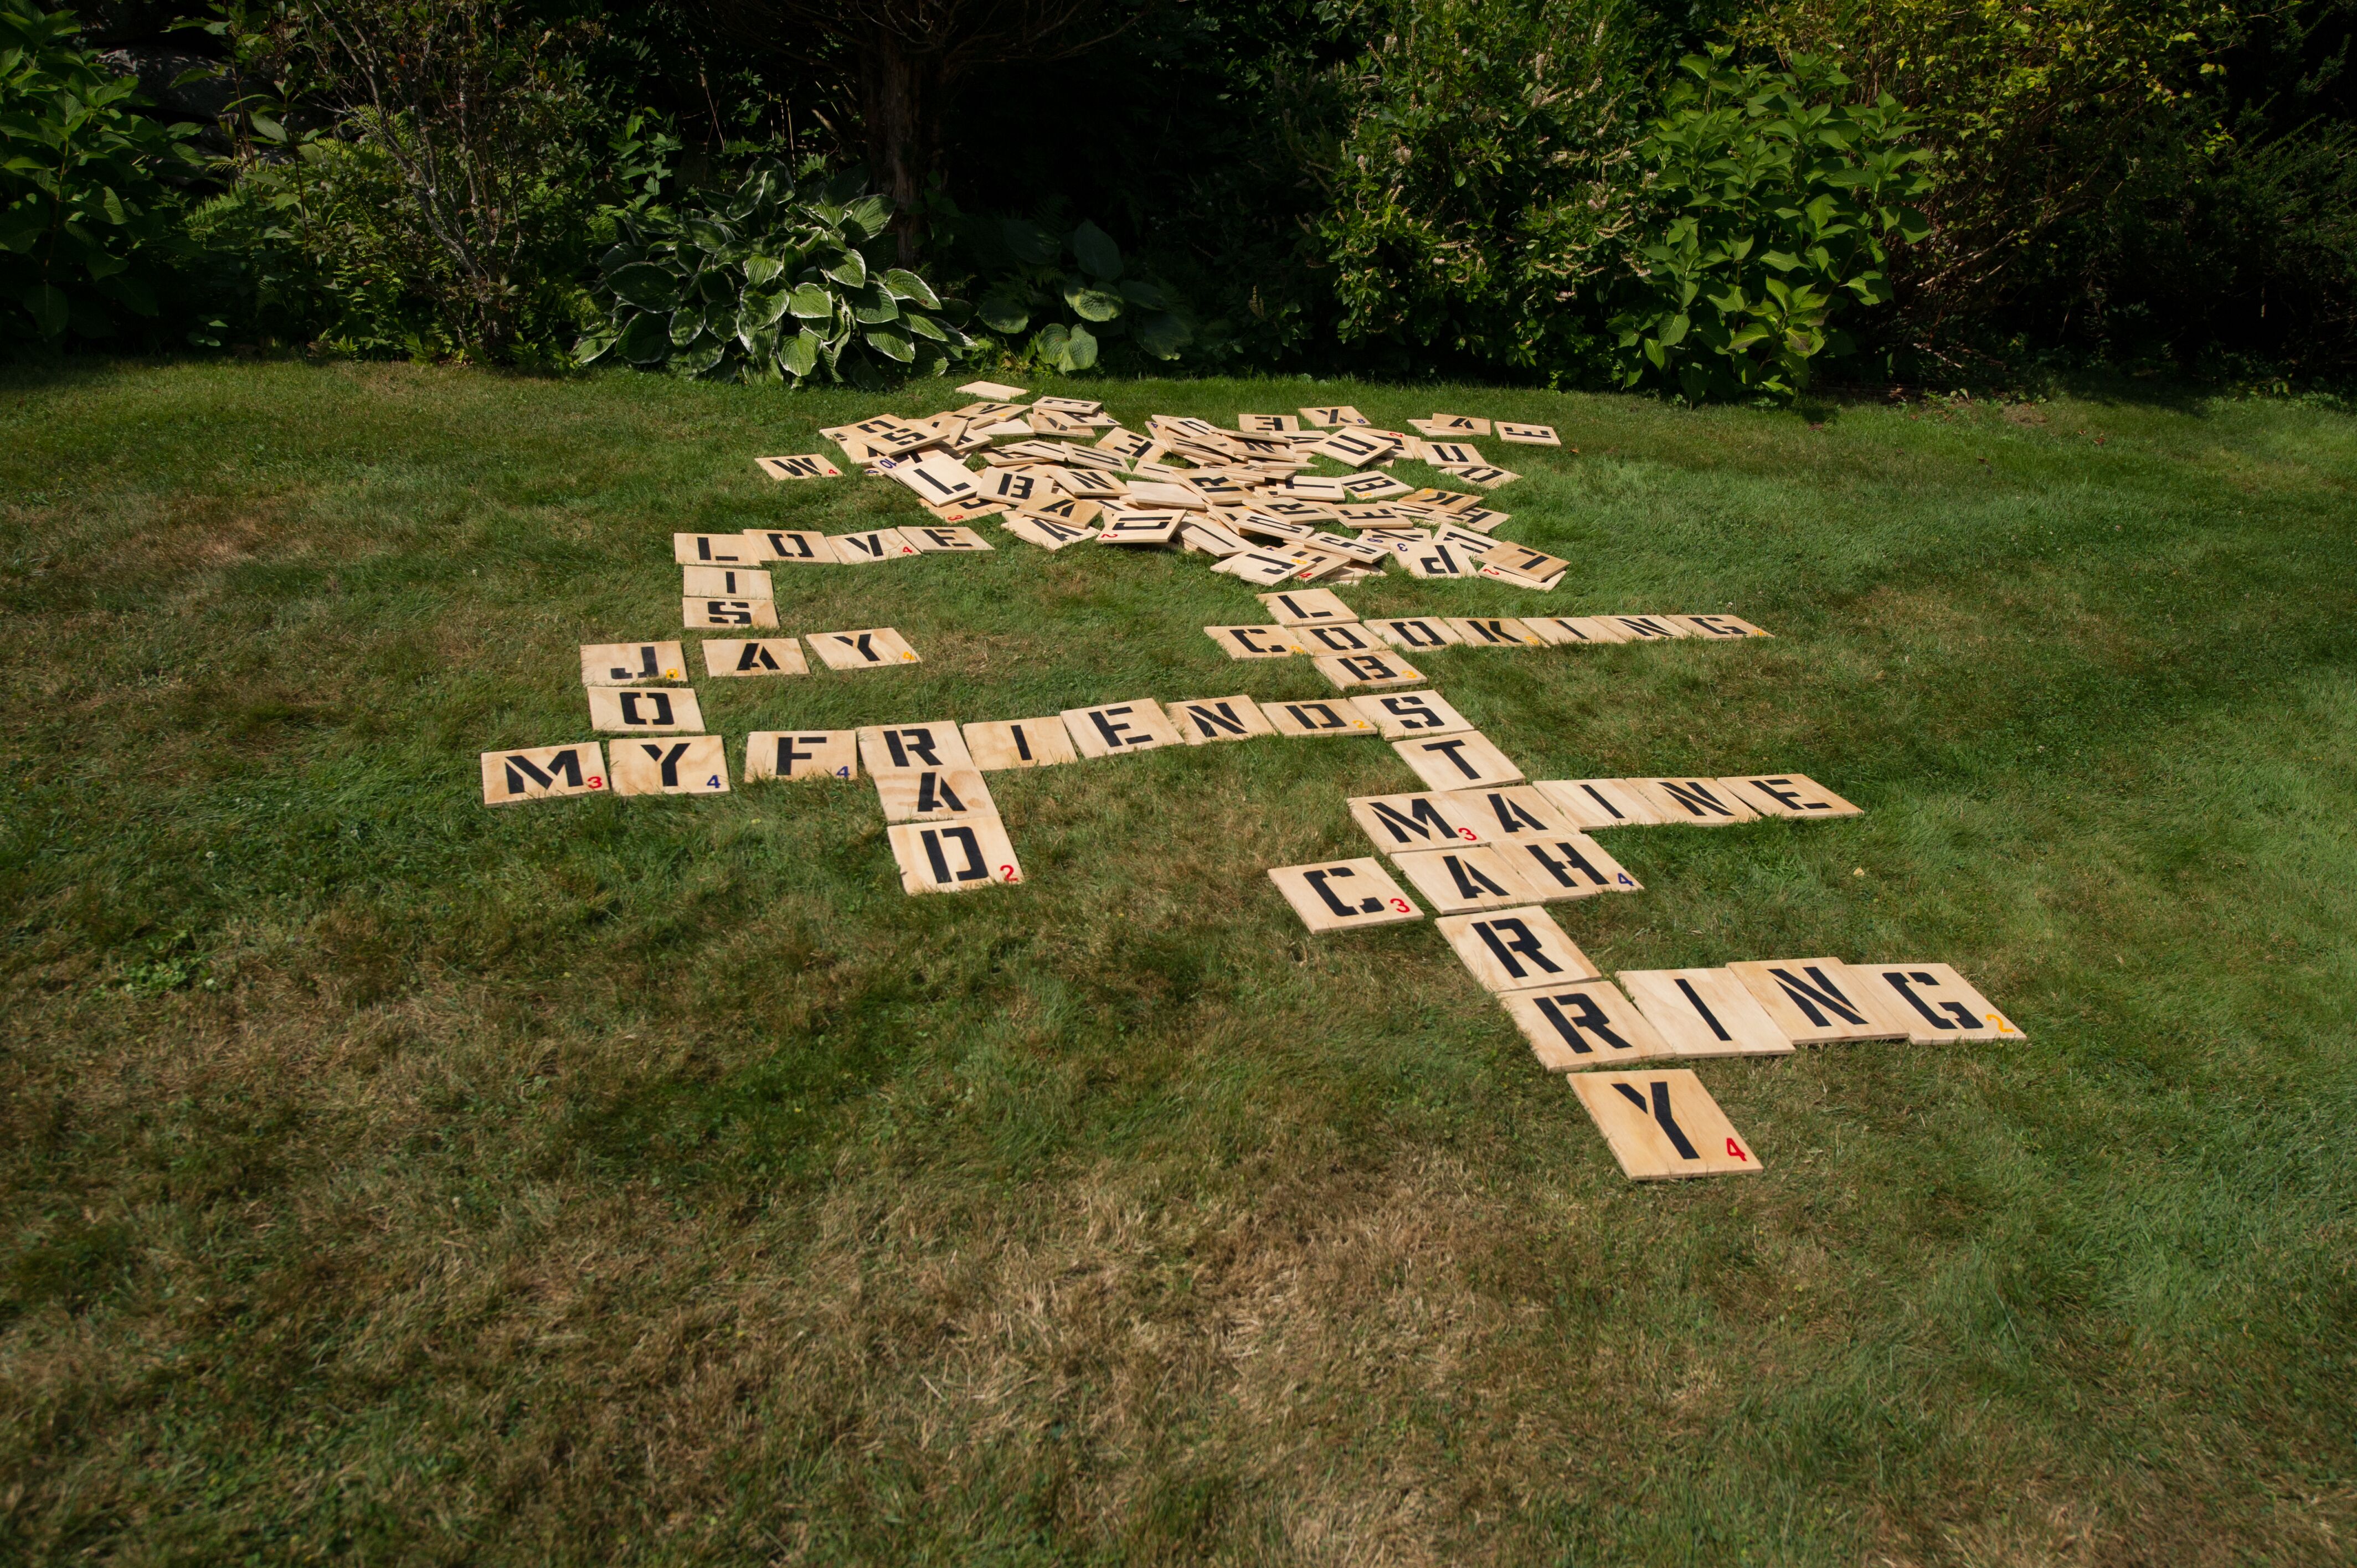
left=3, top=360, right=2355, bottom=1565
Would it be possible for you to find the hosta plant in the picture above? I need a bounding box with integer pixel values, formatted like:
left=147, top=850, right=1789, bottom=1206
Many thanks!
left=578, top=161, right=969, bottom=386
left=1610, top=47, right=1932, bottom=402
left=975, top=218, right=1191, bottom=373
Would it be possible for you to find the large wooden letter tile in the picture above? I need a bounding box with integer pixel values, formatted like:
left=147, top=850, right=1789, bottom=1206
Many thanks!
left=744, top=528, right=832, bottom=563
left=1002, top=515, right=1095, bottom=552
left=1444, top=617, right=1545, bottom=649
left=1675, top=614, right=1773, bottom=639
left=1391, top=847, right=1539, bottom=914
left=1842, top=962, right=2025, bottom=1043
left=1630, top=778, right=1761, bottom=824
left=1316, top=653, right=1426, bottom=690
left=1607, top=615, right=1689, bottom=641
left=702, top=638, right=808, bottom=678
left=1618, top=968, right=1793, bottom=1058
left=1348, top=792, right=1485, bottom=853
left=889, top=816, right=1022, bottom=894
left=581, top=641, right=686, bottom=686
left=1494, top=835, right=1642, bottom=899
left=1716, top=774, right=1864, bottom=819
left=1268, top=859, right=1424, bottom=932
left=876, top=767, right=995, bottom=823
left=1350, top=690, right=1473, bottom=739
left=1534, top=778, right=1667, bottom=829
left=1435, top=906, right=1601, bottom=991
left=1257, top=588, right=1355, bottom=625
left=963, top=718, right=1080, bottom=770
left=481, top=742, right=608, bottom=805
left=1537, top=617, right=1633, bottom=646
left=858, top=721, right=976, bottom=775
left=1368, top=616, right=1463, bottom=652
left=754, top=453, right=843, bottom=480
left=610, top=735, right=730, bottom=797
left=1206, top=625, right=1305, bottom=659
left=684, top=597, right=779, bottom=630
left=673, top=532, right=755, bottom=564
left=1502, top=982, right=1675, bottom=1071
left=744, top=730, right=857, bottom=782
left=1063, top=700, right=1181, bottom=758
left=588, top=685, right=703, bottom=733
left=1394, top=733, right=1524, bottom=790
left=906, top=525, right=994, bottom=553
left=1728, top=959, right=1907, bottom=1044
left=682, top=565, right=774, bottom=601
left=1168, top=697, right=1279, bottom=745
left=1571, top=1071, right=1763, bottom=1180
left=828, top=529, right=920, bottom=565
left=1295, top=622, right=1381, bottom=656
left=1440, top=786, right=1576, bottom=840
left=811, top=628, right=921, bottom=669
left=1261, top=698, right=1377, bottom=738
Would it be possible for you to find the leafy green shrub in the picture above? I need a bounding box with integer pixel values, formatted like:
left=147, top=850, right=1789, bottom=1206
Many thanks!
left=1610, top=48, right=1931, bottom=401
left=0, top=0, right=202, bottom=344
left=579, top=160, right=969, bottom=386
left=972, top=217, right=1192, bottom=373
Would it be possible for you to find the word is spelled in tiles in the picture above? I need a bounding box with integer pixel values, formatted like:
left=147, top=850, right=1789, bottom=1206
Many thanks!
left=1352, top=690, right=1474, bottom=739
left=889, top=818, right=1023, bottom=894
left=682, top=565, right=773, bottom=600
left=1728, top=959, right=1906, bottom=1045
left=1261, top=698, right=1377, bottom=739
left=1617, top=969, right=1795, bottom=1059
left=1436, top=907, right=1602, bottom=993
left=1570, top=1071, right=1763, bottom=1180
left=581, top=641, right=686, bottom=687
left=1390, top=845, right=1538, bottom=914
left=702, top=638, right=807, bottom=678
left=1318, top=652, right=1426, bottom=690
left=858, top=722, right=975, bottom=775
left=874, top=768, right=994, bottom=823
left=610, top=736, right=729, bottom=797
left=1269, top=859, right=1425, bottom=932
left=963, top=718, right=1080, bottom=770
left=810, top=628, right=920, bottom=669
left=1395, top=732, right=1525, bottom=791
left=685, top=597, right=778, bottom=629
left=1167, top=696, right=1279, bottom=745
left=1063, top=700, right=1181, bottom=758
left=1502, top=981, right=1677, bottom=1072
left=482, top=743, right=608, bottom=805
left=587, top=685, right=703, bottom=734
left=1846, top=963, right=2025, bottom=1043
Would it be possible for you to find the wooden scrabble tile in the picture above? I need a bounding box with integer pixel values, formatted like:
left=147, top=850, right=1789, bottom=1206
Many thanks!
left=481, top=742, right=608, bottom=805
left=979, top=467, right=1052, bottom=507
left=1260, top=697, right=1378, bottom=738
left=858, top=721, right=976, bottom=775
left=962, top=718, right=1081, bottom=770
left=1255, top=499, right=1333, bottom=524
left=1167, top=695, right=1279, bottom=745
left=1258, top=588, right=1355, bottom=625
left=1294, top=622, right=1381, bottom=656
left=754, top=453, right=843, bottom=480
left=743, top=730, right=858, bottom=781
left=1298, top=405, right=1370, bottom=426
left=1350, top=690, right=1473, bottom=739
left=1492, top=834, right=1642, bottom=899
left=673, top=531, right=756, bottom=564
left=684, top=597, right=779, bottom=630
left=1044, top=467, right=1124, bottom=499
left=905, top=525, right=993, bottom=553
left=1205, top=624, right=1305, bottom=659
left=1439, top=786, right=1576, bottom=840
left=1395, top=540, right=1474, bottom=578
left=1570, top=1070, right=1763, bottom=1180
left=809, top=628, right=921, bottom=669
left=1630, top=778, right=1761, bottom=824
left=1236, top=514, right=1320, bottom=546
left=1337, top=471, right=1413, bottom=500
left=1840, top=962, right=2026, bottom=1043
left=1308, top=532, right=1390, bottom=565
left=1392, top=847, right=1540, bottom=914
left=1279, top=474, right=1352, bottom=501
left=609, top=735, right=730, bottom=797
left=829, top=529, right=921, bottom=564
left=682, top=564, right=773, bottom=601
left=1237, top=413, right=1299, bottom=434
left=1121, top=482, right=1208, bottom=512
left=1416, top=413, right=1491, bottom=436
left=580, top=641, right=687, bottom=686
left=1306, top=430, right=1391, bottom=467
left=1618, top=968, right=1794, bottom=1059
left=744, top=528, right=832, bottom=563
left=1605, top=614, right=1690, bottom=641
left=880, top=451, right=983, bottom=506
left=1097, top=511, right=1183, bottom=546
left=1716, top=774, right=1864, bottom=819
left=1534, top=778, right=1669, bottom=828
left=1032, top=394, right=1104, bottom=415
left=1676, top=613, right=1774, bottom=640
left=1063, top=700, right=1180, bottom=758
left=1419, top=440, right=1483, bottom=468
left=1180, top=520, right=1250, bottom=557
left=1494, top=422, right=1560, bottom=446
left=1437, top=464, right=1519, bottom=488
left=875, top=767, right=994, bottom=823
left=1451, top=507, right=1511, bottom=533
left=1523, top=616, right=1624, bottom=646
left=1268, top=858, right=1423, bottom=932
left=1347, top=792, right=1485, bottom=853
left=1394, top=732, right=1524, bottom=790
left=1503, top=981, right=1675, bottom=1071
left=1366, top=616, right=1461, bottom=652
left=1002, top=514, right=1095, bottom=551
left=1435, top=905, right=1599, bottom=989
left=1217, top=550, right=1315, bottom=585
left=1478, top=543, right=1569, bottom=584
left=1443, top=616, right=1546, bottom=648
left=889, top=816, right=1023, bottom=894
left=956, top=379, right=1030, bottom=399
left=701, top=638, right=807, bottom=678
left=1316, top=653, right=1426, bottom=690
left=1728, top=959, right=1908, bottom=1044
left=1476, top=561, right=1561, bottom=593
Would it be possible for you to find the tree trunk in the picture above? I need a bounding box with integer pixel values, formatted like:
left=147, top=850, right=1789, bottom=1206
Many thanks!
left=860, top=37, right=943, bottom=265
